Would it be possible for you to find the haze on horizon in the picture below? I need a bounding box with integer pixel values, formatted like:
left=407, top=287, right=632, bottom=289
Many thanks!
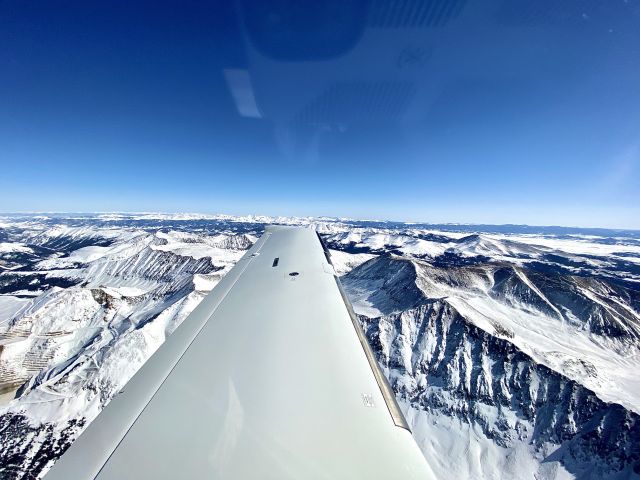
left=1, top=1, right=639, bottom=229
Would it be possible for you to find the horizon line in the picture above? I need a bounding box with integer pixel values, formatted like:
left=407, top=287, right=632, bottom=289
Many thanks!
left=1, top=211, right=639, bottom=233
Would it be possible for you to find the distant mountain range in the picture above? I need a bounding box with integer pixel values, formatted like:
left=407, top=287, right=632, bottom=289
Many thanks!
left=0, top=214, right=638, bottom=479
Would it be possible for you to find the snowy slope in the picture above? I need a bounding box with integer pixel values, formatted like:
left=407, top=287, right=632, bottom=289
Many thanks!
left=0, top=218, right=258, bottom=478
left=338, top=249, right=639, bottom=479
left=0, top=214, right=638, bottom=479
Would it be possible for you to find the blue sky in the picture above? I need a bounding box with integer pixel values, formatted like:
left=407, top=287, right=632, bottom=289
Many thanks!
left=1, top=0, right=639, bottom=228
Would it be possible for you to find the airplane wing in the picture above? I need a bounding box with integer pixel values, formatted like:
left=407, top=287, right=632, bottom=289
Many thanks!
left=45, top=226, right=434, bottom=479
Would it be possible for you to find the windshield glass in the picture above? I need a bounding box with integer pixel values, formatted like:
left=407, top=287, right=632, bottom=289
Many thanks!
left=1, top=0, right=638, bottom=227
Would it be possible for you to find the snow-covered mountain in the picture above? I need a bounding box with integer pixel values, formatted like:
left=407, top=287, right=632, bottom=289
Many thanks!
left=339, top=256, right=639, bottom=479
left=0, top=214, right=638, bottom=479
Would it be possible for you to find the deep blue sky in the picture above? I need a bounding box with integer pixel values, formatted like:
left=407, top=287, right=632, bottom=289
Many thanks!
left=1, top=0, right=639, bottom=228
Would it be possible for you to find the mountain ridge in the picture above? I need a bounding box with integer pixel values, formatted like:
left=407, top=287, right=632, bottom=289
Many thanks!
left=0, top=214, right=638, bottom=479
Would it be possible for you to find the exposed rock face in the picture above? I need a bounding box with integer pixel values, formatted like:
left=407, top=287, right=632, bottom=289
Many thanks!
left=339, top=251, right=640, bottom=479
left=359, top=303, right=639, bottom=479
left=0, top=414, right=85, bottom=480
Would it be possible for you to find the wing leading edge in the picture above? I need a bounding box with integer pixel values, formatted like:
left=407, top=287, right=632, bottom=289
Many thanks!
left=46, top=226, right=435, bottom=479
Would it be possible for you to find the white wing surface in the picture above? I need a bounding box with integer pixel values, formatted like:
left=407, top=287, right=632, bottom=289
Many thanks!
left=45, top=226, right=434, bottom=479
